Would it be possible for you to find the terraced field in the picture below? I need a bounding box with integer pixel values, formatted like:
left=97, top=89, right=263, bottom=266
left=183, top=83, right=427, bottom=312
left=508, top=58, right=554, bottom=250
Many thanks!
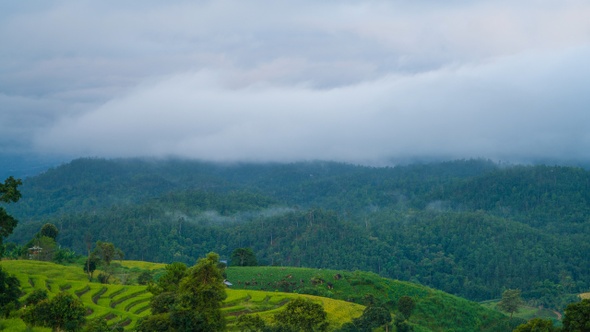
left=0, top=260, right=364, bottom=331
left=2, top=260, right=152, bottom=330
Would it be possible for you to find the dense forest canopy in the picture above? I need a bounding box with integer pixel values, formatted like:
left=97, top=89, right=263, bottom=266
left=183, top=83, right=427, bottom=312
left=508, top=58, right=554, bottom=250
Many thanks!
left=4, top=157, right=590, bottom=307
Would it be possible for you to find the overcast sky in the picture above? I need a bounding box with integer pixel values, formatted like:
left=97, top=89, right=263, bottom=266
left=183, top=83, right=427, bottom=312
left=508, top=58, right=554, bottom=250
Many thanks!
left=2, top=0, right=590, bottom=165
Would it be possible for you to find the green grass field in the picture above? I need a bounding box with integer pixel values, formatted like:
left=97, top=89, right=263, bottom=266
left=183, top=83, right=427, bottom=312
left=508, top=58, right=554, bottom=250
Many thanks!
left=0, top=260, right=364, bottom=331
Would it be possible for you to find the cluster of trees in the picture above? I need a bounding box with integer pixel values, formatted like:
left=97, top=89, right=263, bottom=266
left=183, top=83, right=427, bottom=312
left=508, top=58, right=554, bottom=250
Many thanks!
left=137, top=253, right=228, bottom=331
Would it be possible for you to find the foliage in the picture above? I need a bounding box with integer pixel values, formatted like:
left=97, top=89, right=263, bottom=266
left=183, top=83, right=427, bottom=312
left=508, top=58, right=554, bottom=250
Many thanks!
left=137, top=270, right=154, bottom=285
left=40, top=223, right=59, bottom=240
left=83, top=317, right=124, bottom=332
left=394, top=315, right=414, bottom=332
left=136, top=313, right=172, bottom=332
left=23, top=289, right=48, bottom=306
left=176, top=252, right=227, bottom=331
left=93, top=241, right=121, bottom=267
left=563, top=298, right=590, bottom=332
left=348, top=305, right=392, bottom=331
left=513, top=318, right=558, bottom=332
left=91, top=241, right=124, bottom=284
left=236, top=314, right=266, bottom=332
left=0, top=266, right=21, bottom=318
left=274, top=298, right=329, bottom=332
left=149, top=261, right=188, bottom=295
left=83, top=257, right=98, bottom=280
left=397, top=296, right=416, bottom=319
left=231, top=247, right=258, bottom=267
left=22, top=292, right=86, bottom=332
left=150, top=291, right=176, bottom=315
left=0, top=176, right=21, bottom=258
left=498, top=289, right=524, bottom=318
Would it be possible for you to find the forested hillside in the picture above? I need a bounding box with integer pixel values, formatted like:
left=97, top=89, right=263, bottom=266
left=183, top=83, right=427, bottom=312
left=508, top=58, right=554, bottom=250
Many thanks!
left=5, top=158, right=590, bottom=308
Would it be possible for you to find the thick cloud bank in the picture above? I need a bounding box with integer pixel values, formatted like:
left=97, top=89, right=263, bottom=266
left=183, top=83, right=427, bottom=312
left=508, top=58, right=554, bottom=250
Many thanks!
left=2, top=1, right=590, bottom=163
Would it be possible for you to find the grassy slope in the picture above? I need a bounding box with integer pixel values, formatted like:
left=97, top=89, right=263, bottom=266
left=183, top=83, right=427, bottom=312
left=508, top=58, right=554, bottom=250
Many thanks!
left=0, top=260, right=363, bottom=331
left=226, top=266, right=516, bottom=332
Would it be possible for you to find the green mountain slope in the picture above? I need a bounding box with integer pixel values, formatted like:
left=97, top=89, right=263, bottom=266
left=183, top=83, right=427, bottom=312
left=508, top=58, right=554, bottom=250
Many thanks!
left=4, top=158, right=590, bottom=307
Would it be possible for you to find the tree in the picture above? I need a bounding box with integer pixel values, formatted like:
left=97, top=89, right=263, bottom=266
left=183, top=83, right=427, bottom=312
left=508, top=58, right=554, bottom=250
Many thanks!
left=149, top=262, right=188, bottom=295
left=0, top=176, right=21, bottom=258
left=83, top=257, right=98, bottom=280
left=0, top=266, right=21, bottom=318
left=274, top=298, right=329, bottom=332
left=22, top=292, right=86, bottom=332
left=231, top=247, right=258, bottom=266
left=498, top=289, right=524, bottom=319
left=137, top=270, right=154, bottom=285
left=397, top=296, right=415, bottom=319
left=563, top=298, right=590, bottom=332
left=355, top=306, right=392, bottom=332
left=136, top=313, right=172, bottom=332
left=513, top=318, right=558, bottom=332
left=394, top=315, right=414, bottom=332
left=92, top=241, right=116, bottom=266
left=24, top=289, right=48, bottom=306
left=40, top=223, right=59, bottom=240
left=91, top=241, right=124, bottom=283
left=83, top=317, right=123, bottom=332
left=237, top=314, right=266, bottom=332
left=177, top=252, right=228, bottom=331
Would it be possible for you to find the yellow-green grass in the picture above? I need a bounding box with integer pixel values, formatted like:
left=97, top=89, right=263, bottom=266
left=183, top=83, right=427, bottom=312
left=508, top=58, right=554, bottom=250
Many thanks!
left=580, top=292, right=590, bottom=299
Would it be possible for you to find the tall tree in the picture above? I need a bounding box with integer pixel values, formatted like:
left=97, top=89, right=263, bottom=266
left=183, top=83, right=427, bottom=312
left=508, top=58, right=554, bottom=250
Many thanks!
left=177, top=252, right=228, bottom=331
left=498, top=289, right=524, bottom=319
left=0, top=176, right=21, bottom=258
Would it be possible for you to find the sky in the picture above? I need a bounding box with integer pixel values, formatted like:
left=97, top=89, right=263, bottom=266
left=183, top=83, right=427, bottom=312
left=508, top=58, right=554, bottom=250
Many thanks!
left=2, top=0, right=590, bottom=165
